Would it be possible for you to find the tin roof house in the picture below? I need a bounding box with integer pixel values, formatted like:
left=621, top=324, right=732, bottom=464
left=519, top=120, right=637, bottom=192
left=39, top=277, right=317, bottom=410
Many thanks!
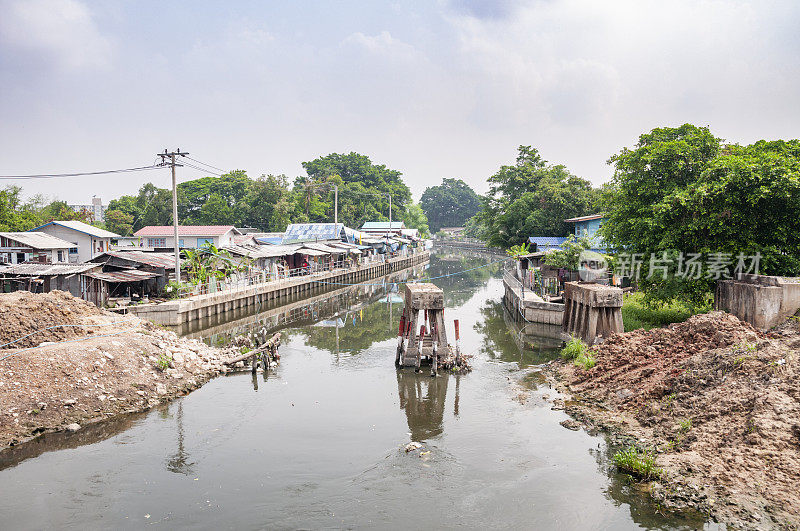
left=0, top=232, right=74, bottom=264
left=31, top=220, right=120, bottom=263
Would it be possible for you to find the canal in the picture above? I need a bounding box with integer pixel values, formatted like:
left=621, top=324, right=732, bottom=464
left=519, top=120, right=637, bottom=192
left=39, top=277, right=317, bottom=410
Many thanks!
left=0, top=253, right=711, bottom=529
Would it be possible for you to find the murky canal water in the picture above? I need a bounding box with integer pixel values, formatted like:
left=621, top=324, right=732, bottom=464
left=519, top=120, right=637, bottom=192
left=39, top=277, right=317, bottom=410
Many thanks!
left=0, top=254, right=711, bottom=529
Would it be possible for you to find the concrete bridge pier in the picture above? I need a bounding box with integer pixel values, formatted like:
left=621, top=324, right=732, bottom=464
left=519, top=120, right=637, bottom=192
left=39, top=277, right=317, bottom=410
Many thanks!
left=562, top=282, right=623, bottom=344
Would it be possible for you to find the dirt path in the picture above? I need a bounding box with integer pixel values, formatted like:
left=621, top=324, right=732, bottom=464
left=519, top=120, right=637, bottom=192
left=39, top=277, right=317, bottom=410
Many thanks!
left=0, top=291, right=237, bottom=449
left=547, top=312, right=800, bottom=529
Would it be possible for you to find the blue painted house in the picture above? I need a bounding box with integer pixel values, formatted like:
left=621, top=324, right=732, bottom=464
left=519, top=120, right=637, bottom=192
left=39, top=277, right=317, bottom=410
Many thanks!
left=527, top=213, right=608, bottom=254
left=565, top=213, right=605, bottom=238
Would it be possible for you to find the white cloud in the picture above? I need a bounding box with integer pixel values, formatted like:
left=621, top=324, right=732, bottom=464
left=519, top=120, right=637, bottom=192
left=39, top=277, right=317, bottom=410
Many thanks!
left=0, top=0, right=111, bottom=69
left=344, top=30, right=420, bottom=63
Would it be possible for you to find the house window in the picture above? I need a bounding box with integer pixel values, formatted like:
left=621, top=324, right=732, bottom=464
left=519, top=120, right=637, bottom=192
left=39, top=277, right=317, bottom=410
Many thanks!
left=178, top=239, right=185, bottom=248
left=197, top=238, right=213, bottom=247
left=57, top=250, right=64, bottom=262
left=69, top=248, right=78, bottom=254
left=148, top=238, right=166, bottom=247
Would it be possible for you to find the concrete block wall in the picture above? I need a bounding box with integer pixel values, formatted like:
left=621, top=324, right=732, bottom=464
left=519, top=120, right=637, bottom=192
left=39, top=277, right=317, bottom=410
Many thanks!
left=715, top=274, right=800, bottom=329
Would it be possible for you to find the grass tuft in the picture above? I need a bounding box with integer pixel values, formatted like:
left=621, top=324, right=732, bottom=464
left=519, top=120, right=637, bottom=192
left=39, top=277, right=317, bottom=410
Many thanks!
left=561, top=336, right=597, bottom=370
left=561, top=336, right=587, bottom=361
left=612, top=447, right=663, bottom=480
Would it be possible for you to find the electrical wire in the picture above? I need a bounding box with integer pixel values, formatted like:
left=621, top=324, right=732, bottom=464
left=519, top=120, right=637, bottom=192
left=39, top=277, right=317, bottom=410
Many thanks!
left=0, top=328, right=137, bottom=362
left=183, top=156, right=226, bottom=173
left=0, top=317, right=140, bottom=362
left=0, top=165, right=165, bottom=180
left=307, top=258, right=509, bottom=287
left=181, top=161, right=223, bottom=176
left=0, top=317, right=139, bottom=350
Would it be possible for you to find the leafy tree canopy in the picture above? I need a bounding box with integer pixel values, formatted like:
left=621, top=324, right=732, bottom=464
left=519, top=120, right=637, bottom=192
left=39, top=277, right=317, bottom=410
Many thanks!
left=478, top=146, right=599, bottom=248
left=299, top=152, right=412, bottom=229
left=420, top=178, right=482, bottom=232
left=601, top=124, right=800, bottom=305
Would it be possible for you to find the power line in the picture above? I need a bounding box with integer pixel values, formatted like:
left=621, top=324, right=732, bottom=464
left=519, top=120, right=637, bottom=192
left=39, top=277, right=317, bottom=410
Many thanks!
left=183, top=156, right=226, bottom=173
left=0, top=165, right=164, bottom=180
left=182, top=161, right=223, bottom=176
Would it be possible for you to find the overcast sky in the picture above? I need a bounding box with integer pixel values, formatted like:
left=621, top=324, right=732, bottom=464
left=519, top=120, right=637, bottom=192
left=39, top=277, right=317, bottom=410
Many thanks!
left=1, top=0, right=799, bottom=204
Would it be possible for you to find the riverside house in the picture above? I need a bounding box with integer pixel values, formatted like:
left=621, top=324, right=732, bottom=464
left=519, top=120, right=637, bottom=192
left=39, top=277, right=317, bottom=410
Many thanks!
left=133, top=225, right=242, bottom=251
left=31, top=220, right=120, bottom=263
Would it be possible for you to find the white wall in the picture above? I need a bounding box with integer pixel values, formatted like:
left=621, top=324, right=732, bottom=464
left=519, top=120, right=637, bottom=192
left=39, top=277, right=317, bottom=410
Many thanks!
left=37, top=225, right=111, bottom=262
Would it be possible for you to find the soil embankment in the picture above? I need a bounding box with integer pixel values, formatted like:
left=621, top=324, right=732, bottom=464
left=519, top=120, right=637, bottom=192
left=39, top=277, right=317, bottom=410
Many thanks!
left=0, top=291, right=235, bottom=449
left=552, top=311, right=800, bottom=528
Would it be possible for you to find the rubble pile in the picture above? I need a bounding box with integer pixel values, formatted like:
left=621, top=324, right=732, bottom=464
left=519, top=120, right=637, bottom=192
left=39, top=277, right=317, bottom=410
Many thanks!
left=0, top=290, right=123, bottom=348
left=557, top=311, right=800, bottom=527
left=0, top=291, right=235, bottom=448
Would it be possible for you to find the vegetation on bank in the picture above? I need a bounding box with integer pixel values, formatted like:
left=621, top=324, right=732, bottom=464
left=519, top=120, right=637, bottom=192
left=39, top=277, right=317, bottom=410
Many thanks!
left=621, top=292, right=708, bottom=332
left=612, top=447, right=663, bottom=480
left=560, top=336, right=597, bottom=370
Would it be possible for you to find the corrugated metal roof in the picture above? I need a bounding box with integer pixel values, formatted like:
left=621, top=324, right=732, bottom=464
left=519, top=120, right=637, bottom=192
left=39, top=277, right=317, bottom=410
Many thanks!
left=255, top=244, right=304, bottom=258
left=298, top=248, right=328, bottom=256
left=528, top=236, right=568, bottom=250
left=302, top=242, right=347, bottom=254
left=90, top=251, right=177, bottom=268
left=133, top=225, right=241, bottom=237
left=222, top=244, right=280, bottom=259
left=32, top=220, right=120, bottom=238
left=361, top=221, right=405, bottom=230
left=282, top=223, right=344, bottom=244
left=84, top=269, right=160, bottom=282
left=564, top=213, right=605, bottom=223
left=0, top=232, right=74, bottom=250
left=0, top=263, right=100, bottom=276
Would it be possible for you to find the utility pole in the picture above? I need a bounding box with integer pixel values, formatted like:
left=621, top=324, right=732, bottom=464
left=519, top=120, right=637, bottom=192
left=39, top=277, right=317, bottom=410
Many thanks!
left=334, top=184, right=338, bottom=226
left=157, top=148, right=188, bottom=284
left=388, top=193, right=392, bottom=236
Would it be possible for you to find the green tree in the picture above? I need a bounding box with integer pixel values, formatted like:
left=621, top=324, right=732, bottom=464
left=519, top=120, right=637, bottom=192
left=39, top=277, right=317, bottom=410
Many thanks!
left=601, top=124, right=800, bottom=305
left=300, top=152, right=412, bottom=228
left=480, top=146, right=599, bottom=248
left=245, top=174, right=293, bottom=231
left=136, top=183, right=177, bottom=229
left=178, top=171, right=250, bottom=226
left=401, top=202, right=429, bottom=237
left=420, top=178, right=482, bottom=232
left=104, top=209, right=134, bottom=236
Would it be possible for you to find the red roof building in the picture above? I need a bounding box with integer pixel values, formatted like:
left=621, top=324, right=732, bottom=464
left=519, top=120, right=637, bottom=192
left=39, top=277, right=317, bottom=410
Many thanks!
left=132, top=225, right=241, bottom=250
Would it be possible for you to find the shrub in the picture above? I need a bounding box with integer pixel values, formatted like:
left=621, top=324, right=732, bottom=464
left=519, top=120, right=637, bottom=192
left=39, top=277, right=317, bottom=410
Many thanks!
left=561, top=337, right=597, bottom=369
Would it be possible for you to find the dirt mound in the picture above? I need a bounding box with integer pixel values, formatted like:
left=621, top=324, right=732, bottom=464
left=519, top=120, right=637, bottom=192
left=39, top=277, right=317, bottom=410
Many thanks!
left=0, top=291, right=118, bottom=349
left=559, top=311, right=800, bottom=526
left=568, top=312, right=761, bottom=408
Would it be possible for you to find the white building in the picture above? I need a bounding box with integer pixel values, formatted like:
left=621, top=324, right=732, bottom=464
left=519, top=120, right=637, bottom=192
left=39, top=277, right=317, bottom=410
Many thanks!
left=0, top=232, right=74, bottom=264
left=31, top=220, right=121, bottom=263
left=133, top=225, right=241, bottom=250
left=68, top=196, right=106, bottom=222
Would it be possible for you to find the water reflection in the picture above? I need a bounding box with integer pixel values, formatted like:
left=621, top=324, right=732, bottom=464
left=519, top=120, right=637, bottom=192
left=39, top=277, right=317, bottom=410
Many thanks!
left=475, top=300, right=562, bottom=367
left=396, top=369, right=458, bottom=441
left=165, top=402, right=195, bottom=475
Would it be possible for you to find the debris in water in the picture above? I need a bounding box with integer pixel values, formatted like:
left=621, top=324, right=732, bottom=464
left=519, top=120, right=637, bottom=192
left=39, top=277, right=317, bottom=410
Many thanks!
left=405, top=441, right=423, bottom=453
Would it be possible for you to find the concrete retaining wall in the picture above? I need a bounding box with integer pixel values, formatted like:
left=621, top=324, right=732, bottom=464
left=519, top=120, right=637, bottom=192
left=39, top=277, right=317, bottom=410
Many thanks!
left=129, top=251, right=430, bottom=326
left=503, top=270, right=564, bottom=325
left=715, top=274, right=800, bottom=329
